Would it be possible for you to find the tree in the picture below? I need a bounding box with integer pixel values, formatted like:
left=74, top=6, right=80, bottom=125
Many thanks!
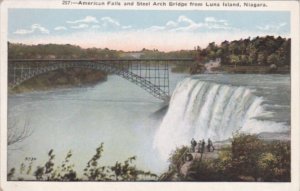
left=8, top=121, right=32, bottom=147
left=262, top=141, right=291, bottom=181
left=228, top=41, right=238, bottom=54
left=247, top=44, right=257, bottom=65
left=229, top=55, right=240, bottom=68
left=240, top=55, right=248, bottom=65
left=168, top=146, right=189, bottom=171
left=230, top=134, right=265, bottom=181
left=267, top=53, right=280, bottom=66
left=257, top=52, right=267, bottom=65
left=277, top=39, right=291, bottom=66
left=83, top=143, right=108, bottom=181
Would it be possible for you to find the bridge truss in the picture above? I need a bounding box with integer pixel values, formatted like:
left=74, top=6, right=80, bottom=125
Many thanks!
left=8, top=59, right=194, bottom=100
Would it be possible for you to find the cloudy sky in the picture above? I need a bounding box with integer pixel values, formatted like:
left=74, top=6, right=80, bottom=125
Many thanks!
left=9, top=9, right=290, bottom=51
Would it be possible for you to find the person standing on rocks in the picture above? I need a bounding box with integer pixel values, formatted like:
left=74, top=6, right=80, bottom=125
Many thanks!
left=207, top=138, right=215, bottom=152
left=201, top=139, right=205, bottom=153
left=191, top=138, right=197, bottom=152
left=196, top=140, right=202, bottom=153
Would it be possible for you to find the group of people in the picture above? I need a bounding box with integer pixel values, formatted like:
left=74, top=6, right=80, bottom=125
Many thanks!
left=190, top=138, right=215, bottom=153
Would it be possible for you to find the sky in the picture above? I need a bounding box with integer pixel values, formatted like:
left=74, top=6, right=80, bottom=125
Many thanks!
left=8, top=9, right=290, bottom=51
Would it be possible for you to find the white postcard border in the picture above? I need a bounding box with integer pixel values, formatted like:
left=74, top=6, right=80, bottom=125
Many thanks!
left=0, top=1, right=299, bottom=191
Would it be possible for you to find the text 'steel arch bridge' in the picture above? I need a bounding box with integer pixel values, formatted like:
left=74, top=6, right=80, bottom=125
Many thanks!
left=8, top=58, right=196, bottom=101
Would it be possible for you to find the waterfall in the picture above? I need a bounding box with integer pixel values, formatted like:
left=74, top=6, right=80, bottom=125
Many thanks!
left=153, top=78, right=288, bottom=160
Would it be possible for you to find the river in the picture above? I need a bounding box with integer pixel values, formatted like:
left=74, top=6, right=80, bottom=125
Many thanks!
left=7, top=73, right=290, bottom=179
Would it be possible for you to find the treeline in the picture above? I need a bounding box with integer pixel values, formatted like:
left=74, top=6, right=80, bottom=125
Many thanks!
left=8, top=43, right=122, bottom=59
left=10, top=68, right=107, bottom=93
left=196, top=36, right=291, bottom=66
left=163, top=134, right=290, bottom=182
left=8, top=42, right=197, bottom=60
left=121, top=35, right=292, bottom=68
left=139, top=48, right=197, bottom=59
left=8, top=35, right=291, bottom=67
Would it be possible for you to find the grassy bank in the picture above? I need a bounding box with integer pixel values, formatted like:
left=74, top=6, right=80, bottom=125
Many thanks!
left=9, top=68, right=107, bottom=94
left=212, top=65, right=290, bottom=74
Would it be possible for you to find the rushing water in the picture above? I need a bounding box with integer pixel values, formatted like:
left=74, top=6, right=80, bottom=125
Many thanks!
left=154, top=74, right=290, bottom=160
left=8, top=74, right=290, bottom=178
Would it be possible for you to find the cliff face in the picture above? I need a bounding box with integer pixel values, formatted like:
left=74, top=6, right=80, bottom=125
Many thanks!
left=10, top=68, right=107, bottom=93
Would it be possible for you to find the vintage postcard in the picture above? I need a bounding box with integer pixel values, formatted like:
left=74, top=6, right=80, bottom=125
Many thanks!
left=0, top=0, right=299, bottom=190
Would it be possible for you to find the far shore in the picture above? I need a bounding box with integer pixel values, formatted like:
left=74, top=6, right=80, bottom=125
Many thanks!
left=9, top=68, right=107, bottom=94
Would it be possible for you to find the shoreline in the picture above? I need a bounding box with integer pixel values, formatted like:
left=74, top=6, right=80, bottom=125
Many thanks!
left=8, top=68, right=107, bottom=94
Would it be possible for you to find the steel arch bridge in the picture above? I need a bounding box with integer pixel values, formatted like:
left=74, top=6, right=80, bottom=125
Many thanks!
left=8, top=58, right=195, bottom=100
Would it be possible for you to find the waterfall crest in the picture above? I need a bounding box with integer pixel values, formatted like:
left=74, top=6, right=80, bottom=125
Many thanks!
left=153, top=78, right=287, bottom=160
